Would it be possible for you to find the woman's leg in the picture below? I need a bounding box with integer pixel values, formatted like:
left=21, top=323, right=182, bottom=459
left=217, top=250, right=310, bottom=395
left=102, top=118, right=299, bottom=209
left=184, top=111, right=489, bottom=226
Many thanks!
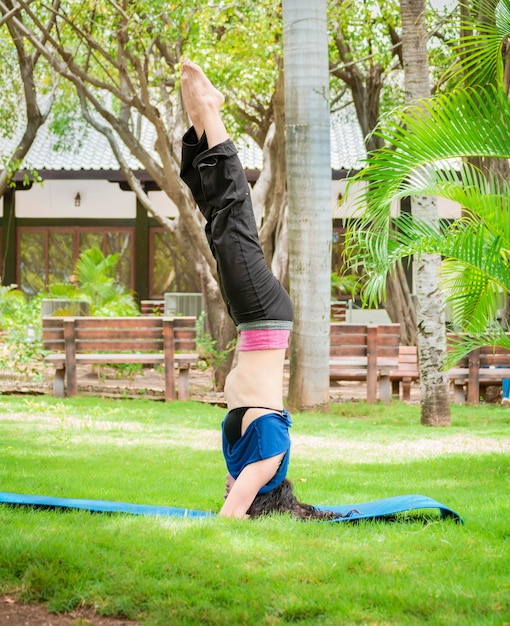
left=502, top=378, right=510, bottom=400
left=180, top=60, right=292, bottom=328
left=180, top=61, right=293, bottom=519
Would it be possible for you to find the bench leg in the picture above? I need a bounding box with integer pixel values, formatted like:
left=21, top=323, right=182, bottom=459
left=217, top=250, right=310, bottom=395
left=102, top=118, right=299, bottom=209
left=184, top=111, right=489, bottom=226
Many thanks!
left=467, top=379, right=481, bottom=404
left=452, top=379, right=466, bottom=404
left=391, top=380, right=400, bottom=400
left=379, top=373, right=391, bottom=404
left=65, top=360, right=77, bottom=397
left=401, top=377, right=412, bottom=402
left=53, top=366, right=65, bottom=398
left=178, top=366, right=190, bottom=402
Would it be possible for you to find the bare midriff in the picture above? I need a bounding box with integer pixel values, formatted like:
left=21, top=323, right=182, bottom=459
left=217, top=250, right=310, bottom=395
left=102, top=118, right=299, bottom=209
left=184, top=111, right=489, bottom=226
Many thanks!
left=224, top=348, right=286, bottom=435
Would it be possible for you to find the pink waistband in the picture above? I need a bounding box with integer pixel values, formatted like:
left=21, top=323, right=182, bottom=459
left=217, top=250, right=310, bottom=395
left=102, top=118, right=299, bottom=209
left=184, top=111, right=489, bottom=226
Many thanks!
left=238, top=329, right=291, bottom=351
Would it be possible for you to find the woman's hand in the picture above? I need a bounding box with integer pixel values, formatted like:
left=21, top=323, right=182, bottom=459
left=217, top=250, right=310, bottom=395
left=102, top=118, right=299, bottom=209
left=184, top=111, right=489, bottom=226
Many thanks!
left=224, top=473, right=235, bottom=499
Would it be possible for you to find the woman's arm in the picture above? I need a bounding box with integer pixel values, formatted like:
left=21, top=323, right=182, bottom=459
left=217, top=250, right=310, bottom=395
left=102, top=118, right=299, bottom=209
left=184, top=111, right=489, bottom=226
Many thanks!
left=219, top=453, right=285, bottom=519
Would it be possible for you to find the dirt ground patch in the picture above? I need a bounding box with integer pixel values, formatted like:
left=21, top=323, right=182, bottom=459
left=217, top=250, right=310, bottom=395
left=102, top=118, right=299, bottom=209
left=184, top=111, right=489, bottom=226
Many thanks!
left=0, top=596, right=140, bottom=626
left=0, top=359, right=419, bottom=404
left=0, top=362, right=226, bottom=405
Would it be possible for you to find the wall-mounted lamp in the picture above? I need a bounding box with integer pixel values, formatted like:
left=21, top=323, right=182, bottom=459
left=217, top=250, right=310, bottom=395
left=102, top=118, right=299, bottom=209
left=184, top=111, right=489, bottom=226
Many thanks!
left=74, top=192, right=81, bottom=207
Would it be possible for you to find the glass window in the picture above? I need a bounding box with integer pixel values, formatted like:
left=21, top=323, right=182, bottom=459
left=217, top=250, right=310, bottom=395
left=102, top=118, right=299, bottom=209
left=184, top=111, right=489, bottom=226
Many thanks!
left=105, top=231, right=132, bottom=288
left=49, top=232, right=74, bottom=285
left=17, top=227, right=134, bottom=296
left=332, top=224, right=346, bottom=274
left=152, top=230, right=175, bottom=297
left=150, top=228, right=201, bottom=299
left=19, top=231, right=46, bottom=297
left=79, top=232, right=103, bottom=254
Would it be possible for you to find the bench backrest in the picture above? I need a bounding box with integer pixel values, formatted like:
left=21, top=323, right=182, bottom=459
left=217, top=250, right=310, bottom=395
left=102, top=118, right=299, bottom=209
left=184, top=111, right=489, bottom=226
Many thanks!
left=394, top=345, right=419, bottom=375
left=171, top=317, right=197, bottom=352
left=42, top=316, right=197, bottom=353
left=330, top=301, right=347, bottom=322
left=42, top=317, right=67, bottom=353
left=476, top=344, right=510, bottom=367
left=330, top=323, right=401, bottom=362
left=140, top=300, right=165, bottom=316
left=329, top=323, right=400, bottom=403
left=446, top=333, right=510, bottom=368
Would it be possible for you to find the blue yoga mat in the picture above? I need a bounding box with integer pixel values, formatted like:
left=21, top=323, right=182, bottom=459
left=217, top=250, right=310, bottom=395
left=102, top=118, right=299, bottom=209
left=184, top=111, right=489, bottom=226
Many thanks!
left=0, top=491, right=462, bottom=522
left=316, top=494, right=462, bottom=522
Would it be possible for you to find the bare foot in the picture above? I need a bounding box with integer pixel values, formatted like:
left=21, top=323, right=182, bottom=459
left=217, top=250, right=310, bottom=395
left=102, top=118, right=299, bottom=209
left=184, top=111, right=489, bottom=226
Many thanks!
left=181, top=59, right=225, bottom=133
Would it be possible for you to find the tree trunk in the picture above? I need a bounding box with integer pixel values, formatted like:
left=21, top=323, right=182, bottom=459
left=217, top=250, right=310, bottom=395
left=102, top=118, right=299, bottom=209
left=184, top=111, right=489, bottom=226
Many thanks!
left=385, top=262, right=417, bottom=346
left=0, top=6, right=55, bottom=197
left=199, top=268, right=236, bottom=390
left=283, top=0, right=331, bottom=411
left=383, top=216, right=418, bottom=344
left=400, top=0, right=451, bottom=425
left=253, top=69, right=289, bottom=286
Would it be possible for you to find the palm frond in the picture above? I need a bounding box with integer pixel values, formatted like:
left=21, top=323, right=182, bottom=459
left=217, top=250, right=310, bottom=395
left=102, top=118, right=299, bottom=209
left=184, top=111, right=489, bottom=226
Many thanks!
left=346, top=196, right=509, bottom=329
left=390, top=211, right=508, bottom=323
left=446, top=323, right=510, bottom=368
left=399, top=162, right=510, bottom=225
left=445, top=0, right=510, bottom=88
left=347, top=86, right=510, bottom=225
left=440, top=225, right=509, bottom=289
left=442, top=263, right=501, bottom=329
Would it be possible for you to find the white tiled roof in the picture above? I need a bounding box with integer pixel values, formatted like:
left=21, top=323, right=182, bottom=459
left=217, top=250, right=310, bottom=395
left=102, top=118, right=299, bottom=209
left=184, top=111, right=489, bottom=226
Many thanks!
left=330, top=114, right=367, bottom=170
left=236, top=114, right=367, bottom=171
left=2, top=121, right=156, bottom=171
left=0, top=111, right=366, bottom=174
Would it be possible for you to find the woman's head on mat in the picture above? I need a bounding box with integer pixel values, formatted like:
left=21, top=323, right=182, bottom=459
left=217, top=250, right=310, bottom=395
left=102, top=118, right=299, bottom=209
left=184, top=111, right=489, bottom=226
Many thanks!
left=224, top=474, right=339, bottom=521
left=248, top=479, right=340, bottom=521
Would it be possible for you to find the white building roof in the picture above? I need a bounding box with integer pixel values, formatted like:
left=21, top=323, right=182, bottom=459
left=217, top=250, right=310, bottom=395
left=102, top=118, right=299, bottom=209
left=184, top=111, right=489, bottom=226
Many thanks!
left=0, top=109, right=367, bottom=176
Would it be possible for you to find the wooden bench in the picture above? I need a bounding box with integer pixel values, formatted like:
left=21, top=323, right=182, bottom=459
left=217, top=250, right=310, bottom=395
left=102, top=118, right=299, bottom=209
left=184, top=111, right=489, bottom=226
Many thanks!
left=392, top=336, right=510, bottom=404
left=329, top=323, right=401, bottom=403
left=140, top=300, right=165, bottom=315
left=390, top=345, right=419, bottom=402
left=388, top=344, right=473, bottom=403
left=388, top=344, right=471, bottom=404
left=447, top=334, right=510, bottom=403
left=330, top=301, right=347, bottom=322
left=42, top=316, right=198, bottom=401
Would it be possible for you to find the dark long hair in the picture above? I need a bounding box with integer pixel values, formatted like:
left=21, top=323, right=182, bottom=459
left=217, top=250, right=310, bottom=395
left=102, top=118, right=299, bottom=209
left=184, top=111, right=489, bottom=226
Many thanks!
left=247, top=479, right=341, bottom=521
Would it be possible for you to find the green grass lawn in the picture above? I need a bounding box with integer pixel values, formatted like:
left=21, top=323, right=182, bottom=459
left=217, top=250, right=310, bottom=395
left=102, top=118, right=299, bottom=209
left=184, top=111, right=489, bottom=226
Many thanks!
left=0, top=395, right=508, bottom=625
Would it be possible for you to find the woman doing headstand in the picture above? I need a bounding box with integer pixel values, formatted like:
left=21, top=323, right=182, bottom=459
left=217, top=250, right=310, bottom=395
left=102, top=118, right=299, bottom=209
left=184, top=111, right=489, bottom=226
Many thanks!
left=180, top=60, right=336, bottom=520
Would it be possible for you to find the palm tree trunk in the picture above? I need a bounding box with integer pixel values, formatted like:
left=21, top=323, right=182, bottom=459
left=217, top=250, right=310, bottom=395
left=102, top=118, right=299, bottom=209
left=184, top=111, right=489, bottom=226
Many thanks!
left=283, top=0, right=331, bottom=410
left=400, top=0, right=451, bottom=425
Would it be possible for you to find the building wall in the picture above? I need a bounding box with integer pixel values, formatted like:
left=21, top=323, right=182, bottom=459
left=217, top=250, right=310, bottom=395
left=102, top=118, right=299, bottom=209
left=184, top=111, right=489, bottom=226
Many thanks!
left=0, top=179, right=187, bottom=301
left=13, top=179, right=180, bottom=219
left=331, top=179, right=461, bottom=220
left=1, top=177, right=462, bottom=302
left=6, top=178, right=460, bottom=221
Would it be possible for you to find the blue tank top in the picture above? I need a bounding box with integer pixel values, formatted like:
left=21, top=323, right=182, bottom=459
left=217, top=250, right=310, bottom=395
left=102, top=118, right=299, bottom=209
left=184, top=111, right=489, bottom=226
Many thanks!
left=221, top=409, right=292, bottom=494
